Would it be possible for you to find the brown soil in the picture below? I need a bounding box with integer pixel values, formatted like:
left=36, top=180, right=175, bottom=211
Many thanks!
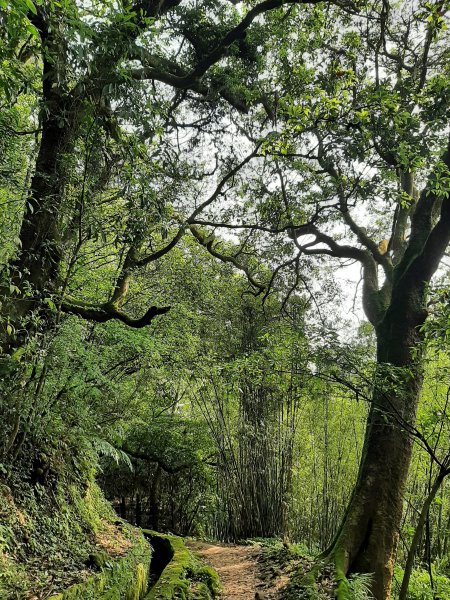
left=95, top=519, right=132, bottom=556
left=187, top=541, right=284, bottom=600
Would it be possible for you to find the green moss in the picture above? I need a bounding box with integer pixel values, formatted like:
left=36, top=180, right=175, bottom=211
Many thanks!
left=190, top=582, right=212, bottom=600
left=48, top=532, right=151, bottom=600
left=126, top=563, right=148, bottom=600
left=144, top=534, right=190, bottom=600
left=191, top=565, right=221, bottom=597
left=71, top=482, right=117, bottom=536
left=0, top=474, right=153, bottom=600
left=142, top=532, right=220, bottom=600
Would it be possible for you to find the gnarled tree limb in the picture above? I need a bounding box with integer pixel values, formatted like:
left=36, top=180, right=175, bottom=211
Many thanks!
left=61, top=299, right=170, bottom=328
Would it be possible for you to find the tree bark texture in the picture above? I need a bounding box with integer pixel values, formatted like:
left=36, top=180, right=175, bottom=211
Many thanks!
left=330, top=297, right=427, bottom=600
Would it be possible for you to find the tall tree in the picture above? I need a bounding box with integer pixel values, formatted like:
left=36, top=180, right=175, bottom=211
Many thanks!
left=185, top=2, right=450, bottom=597
left=1, top=0, right=346, bottom=357
left=2, top=1, right=450, bottom=597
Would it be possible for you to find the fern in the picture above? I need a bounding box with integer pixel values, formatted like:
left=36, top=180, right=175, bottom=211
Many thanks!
left=347, top=573, right=374, bottom=600
left=91, top=437, right=133, bottom=471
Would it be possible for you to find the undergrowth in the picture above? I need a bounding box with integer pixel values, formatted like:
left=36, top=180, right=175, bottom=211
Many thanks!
left=252, top=538, right=374, bottom=600
left=0, top=436, right=135, bottom=599
left=392, top=565, right=450, bottom=600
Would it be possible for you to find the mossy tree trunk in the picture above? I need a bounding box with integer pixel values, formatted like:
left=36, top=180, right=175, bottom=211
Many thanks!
left=294, top=147, right=450, bottom=599
left=328, top=281, right=430, bottom=599
left=1, top=7, right=75, bottom=352
left=1, top=0, right=184, bottom=355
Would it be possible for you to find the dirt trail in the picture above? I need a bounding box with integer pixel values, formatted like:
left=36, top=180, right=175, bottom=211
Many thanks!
left=186, top=541, right=283, bottom=600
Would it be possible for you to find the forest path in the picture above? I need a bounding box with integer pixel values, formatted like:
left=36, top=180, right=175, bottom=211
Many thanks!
left=186, top=540, right=284, bottom=599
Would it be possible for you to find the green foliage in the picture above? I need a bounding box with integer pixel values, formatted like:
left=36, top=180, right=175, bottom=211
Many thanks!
left=91, top=438, right=133, bottom=471
left=47, top=532, right=150, bottom=600
left=346, top=573, right=374, bottom=600
left=394, top=566, right=450, bottom=600
left=0, top=476, right=147, bottom=599
left=1, top=0, right=450, bottom=597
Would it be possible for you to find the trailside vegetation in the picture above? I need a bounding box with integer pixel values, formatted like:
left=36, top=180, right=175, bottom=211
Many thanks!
left=1, top=1, right=450, bottom=599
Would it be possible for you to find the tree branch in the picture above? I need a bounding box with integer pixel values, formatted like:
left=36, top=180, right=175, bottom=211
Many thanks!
left=395, top=142, right=450, bottom=286
left=61, top=299, right=170, bottom=328
left=189, top=225, right=266, bottom=293
left=316, top=135, right=392, bottom=275
left=292, top=225, right=386, bottom=324
left=181, top=0, right=325, bottom=87
left=122, top=444, right=193, bottom=474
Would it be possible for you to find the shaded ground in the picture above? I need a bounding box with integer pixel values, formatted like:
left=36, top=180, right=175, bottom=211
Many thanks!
left=186, top=540, right=287, bottom=599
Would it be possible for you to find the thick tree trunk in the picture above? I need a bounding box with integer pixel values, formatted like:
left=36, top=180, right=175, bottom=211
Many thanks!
left=329, top=302, right=426, bottom=600
left=332, top=402, right=416, bottom=599
left=1, top=119, right=73, bottom=353
left=16, top=119, right=70, bottom=283
left=1, top=9, right=75, bottom=353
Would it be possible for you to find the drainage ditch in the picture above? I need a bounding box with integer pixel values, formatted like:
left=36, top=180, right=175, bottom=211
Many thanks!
left=144, top=532, right=174, bottom=588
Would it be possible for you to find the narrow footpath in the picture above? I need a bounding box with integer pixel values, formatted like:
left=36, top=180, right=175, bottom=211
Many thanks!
left=186, top=541, right=285, bottom=600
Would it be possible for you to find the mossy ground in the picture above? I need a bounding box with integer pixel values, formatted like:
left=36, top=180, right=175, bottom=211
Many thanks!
left=0, top=478, right=146, bottom=599
left=0, top=467, right=219, bottom=600
left=47, top=533, right=150, bottom=600
left=250, top=538, right=334, bottom=599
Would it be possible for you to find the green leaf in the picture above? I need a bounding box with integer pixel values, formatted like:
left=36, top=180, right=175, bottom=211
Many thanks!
left=23, top=0, right=37, bottom=14
left=11, top=347, right=25, bottom=361
left=44, top=297, right=56, bottom=311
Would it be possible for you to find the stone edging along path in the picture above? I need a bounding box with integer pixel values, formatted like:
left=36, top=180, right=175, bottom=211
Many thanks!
left=45, top=529, right=220, bottom=600
left=142, top=530, right=219, bottom=599
left=46, top=530, right=219, bottom=600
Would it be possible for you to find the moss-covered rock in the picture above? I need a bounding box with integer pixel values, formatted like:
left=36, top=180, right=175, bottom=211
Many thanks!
left=142, top=532, right=220, bottom=600
left=190, top=565, right=221, bottom=598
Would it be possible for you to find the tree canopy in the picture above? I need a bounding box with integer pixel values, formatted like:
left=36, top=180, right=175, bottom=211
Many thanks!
left=1, top=1, right=450, bottom=599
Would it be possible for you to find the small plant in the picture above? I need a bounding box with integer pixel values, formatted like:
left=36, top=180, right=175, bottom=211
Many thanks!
left=347, top=573, right=374, bottom=600
left=394, top=565, right=450, bottom=600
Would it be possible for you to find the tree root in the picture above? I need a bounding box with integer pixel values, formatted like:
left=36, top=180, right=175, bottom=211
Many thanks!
left=290, top=547, right=367, bottom=600
left=334, top=547, right=351, bottom=600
